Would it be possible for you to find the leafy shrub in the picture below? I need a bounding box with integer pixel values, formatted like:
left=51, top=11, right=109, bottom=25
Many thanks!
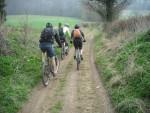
left=116, top=99, right=146, bottom=113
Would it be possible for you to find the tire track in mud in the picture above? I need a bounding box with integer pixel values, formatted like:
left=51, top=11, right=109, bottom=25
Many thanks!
left=61, top=32, right=114, bottom=113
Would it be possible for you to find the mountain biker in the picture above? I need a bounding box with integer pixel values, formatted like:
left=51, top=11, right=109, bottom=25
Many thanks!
left=39, top=23, right=62, bottom=74
left=63, top=24, right=71, bottom=38
left=58, top=23, right=69, bottom=54
left=71, top=24, right=86, bottom=60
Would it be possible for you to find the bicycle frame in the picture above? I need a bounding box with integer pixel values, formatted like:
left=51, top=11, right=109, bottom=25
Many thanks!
left=41, top=52, right=60, bottom=86
left=75, top=48, right=81, bottom=70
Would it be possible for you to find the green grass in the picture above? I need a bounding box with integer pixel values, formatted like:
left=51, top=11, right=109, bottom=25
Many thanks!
left=50, top=101, right=63, bottom=113
left=0, top=15, right=78, bottom=113
left=94, top=30, right=150, bottom=113
left=6, top=15, right=81, bottom=29
left=0, top=27, right=41, bottom=113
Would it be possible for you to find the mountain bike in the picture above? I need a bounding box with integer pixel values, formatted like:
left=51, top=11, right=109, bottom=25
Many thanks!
left=61, top=41, right=69, bottom=60
left=41, top=52, right=60, bottom=86
left=75, top=40, right=86, bottom=70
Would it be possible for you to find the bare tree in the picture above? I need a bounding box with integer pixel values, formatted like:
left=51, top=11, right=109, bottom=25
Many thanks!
left=21, top=15, right=29, bottom=46
left=85, top=0, right=131, bottom=22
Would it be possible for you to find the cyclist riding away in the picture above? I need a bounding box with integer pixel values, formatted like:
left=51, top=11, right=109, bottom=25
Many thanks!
left=71, top=24, right=86, bottom=60
left=58, top=23, right=70, bottom=55
left=39, top=23, right=62, bottom=74
left=63, top=24, right=71, bottom=39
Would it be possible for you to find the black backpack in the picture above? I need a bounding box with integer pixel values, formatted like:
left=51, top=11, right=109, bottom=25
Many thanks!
left=40, top=27, right=54, bottom=43
left=59, top=27, right=64, bottom=37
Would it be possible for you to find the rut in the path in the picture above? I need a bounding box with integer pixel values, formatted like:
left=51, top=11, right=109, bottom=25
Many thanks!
left=61, top=33, right=114, bottom=113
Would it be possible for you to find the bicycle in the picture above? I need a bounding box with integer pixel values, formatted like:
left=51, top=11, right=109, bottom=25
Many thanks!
left=41, top=51, right=60, bottom=86
left=75, top=40, right=86, bottom=70
left=61, top=41, right=69, bottom=60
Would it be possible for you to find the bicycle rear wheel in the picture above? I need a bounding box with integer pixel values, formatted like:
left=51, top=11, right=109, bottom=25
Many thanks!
left=76, top=49, right=81, bottom=71
left=42, top=60, right=51, bottom=86
left=61, top=44, right=65, bottom=60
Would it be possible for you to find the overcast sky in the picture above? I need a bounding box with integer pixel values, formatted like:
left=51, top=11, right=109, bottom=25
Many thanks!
left=6, top=0, right=82, bottom=17
left=128, top=0, right=150, bottom=10
left=5, top=0, right=150, bottom=18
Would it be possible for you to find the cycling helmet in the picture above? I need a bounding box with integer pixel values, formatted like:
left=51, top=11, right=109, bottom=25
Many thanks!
left=46, top=22, right=52, bottom=28
left=75, top=24, right=80, bottom=29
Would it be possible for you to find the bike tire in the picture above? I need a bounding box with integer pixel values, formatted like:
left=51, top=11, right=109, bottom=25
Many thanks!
left=61, top=47, right=65, bottom=60
left=42, top=61, right=50, bottom=86
left=76, top=57, right=80, bottom=71
left=76, top=49, right=81, bottom=70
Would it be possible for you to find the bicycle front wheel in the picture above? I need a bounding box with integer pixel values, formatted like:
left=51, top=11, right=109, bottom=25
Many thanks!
left=42, top=61, right=51, bottom=86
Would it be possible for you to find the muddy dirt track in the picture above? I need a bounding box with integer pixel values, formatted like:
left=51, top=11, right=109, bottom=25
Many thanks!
left=19, top=32, right=114, bottom=113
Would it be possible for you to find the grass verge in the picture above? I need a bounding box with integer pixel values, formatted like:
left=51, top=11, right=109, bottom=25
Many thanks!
left=0, top=27, right=41, bottom=113
left=94, top=30, right=150, bottom=113
left=0, top=15, right=76, bottom=113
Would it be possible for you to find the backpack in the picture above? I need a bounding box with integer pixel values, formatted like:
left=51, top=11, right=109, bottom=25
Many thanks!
left=73, top=29, right=81, bottom=38
left=59, top=27, right=65, bottom=37
left=40, top=27, right=54, bottom=43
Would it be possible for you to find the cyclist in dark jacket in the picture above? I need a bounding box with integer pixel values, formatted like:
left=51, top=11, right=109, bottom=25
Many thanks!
left=39, top=23, right=61, bottom=74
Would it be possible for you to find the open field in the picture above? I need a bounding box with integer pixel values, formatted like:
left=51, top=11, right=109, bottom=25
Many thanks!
left=6, top=15, right=81, bottom=29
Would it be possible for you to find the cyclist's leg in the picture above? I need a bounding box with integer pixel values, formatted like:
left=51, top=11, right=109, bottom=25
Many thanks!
left=42, top=52, right=47, bottom=63
left=73, top=39, right=78, bottom=59
left=47, top=45, right=57, bottom=74
left=79, top=39, right=83, bottom=60
left=40, top=44, right=47, bottom=63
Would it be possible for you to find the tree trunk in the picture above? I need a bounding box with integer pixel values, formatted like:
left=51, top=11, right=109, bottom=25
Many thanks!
left=106, top=0, right=113, bottom=22
left=0, top=0, right=6, bottom=24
